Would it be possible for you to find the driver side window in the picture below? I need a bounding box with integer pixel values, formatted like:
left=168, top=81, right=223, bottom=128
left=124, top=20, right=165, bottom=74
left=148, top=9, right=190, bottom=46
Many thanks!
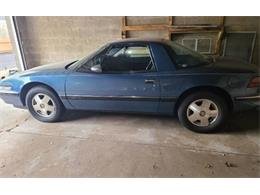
left=77, top=47, right=108, bottom=73
left=78, top=44, right=155, bottom=73
left=101, top=45, right=155, bottom=73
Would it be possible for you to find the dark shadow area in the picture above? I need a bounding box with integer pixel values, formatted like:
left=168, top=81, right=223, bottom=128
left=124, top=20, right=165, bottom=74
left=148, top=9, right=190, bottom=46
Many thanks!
left=63, top=110, right=94, bottom=121
left=221, top=107, right=260, bottom=134
left=62, top=108, right=260, bottom=134
left=62, top=109, right=175, bottom=122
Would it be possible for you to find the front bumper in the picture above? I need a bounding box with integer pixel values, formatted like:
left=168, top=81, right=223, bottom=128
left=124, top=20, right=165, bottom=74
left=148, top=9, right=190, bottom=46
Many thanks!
left=0, top=91, right=25, bottom=108
left=234, top=95, right=260, bottom=111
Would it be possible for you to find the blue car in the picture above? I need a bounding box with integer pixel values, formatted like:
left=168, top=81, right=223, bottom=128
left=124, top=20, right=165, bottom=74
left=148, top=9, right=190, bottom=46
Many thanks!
left=0, top=39, right=259, bottom=133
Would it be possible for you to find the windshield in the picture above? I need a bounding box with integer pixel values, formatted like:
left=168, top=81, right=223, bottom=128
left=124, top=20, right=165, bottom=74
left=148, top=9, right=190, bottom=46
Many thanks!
left=166, top=41, right=210, bottom=68
left=67, top=44, right=108, bottom=70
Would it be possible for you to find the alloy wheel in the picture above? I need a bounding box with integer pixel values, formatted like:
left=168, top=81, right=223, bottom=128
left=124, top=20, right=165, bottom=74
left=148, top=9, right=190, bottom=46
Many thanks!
left=186, top=99, right=219, bottom=127
left=31, top=93, right=56, bottom=117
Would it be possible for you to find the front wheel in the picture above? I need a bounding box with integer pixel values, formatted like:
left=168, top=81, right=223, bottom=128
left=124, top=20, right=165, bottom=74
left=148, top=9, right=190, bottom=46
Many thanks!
left=26, top=86, right=64, bottom=122
left=177, top=92, right=229, bottom=133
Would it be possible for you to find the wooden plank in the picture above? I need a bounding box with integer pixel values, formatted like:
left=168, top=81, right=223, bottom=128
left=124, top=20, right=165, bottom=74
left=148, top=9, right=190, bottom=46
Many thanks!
left=219, top=16, right=225, bottom=26
left=122, top=24, right=168, bottom=31
left=214, top=27, right=224, bottom=54
left=169, top=26, right=222, bottom=33
left=168, top=16, right=173, bottom=40
left=168, top=16, right=173, bottom=25
left=214, top=17, right=225, bottom=55
left=121, top=16, right=127, bottom=39
left=171, top=25, right=220, bottom=28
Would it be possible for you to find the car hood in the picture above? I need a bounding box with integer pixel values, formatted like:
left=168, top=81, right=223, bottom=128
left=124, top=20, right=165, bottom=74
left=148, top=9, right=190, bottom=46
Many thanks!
left=16, top=60, right=77, bottom=77
left=29, top=60, right=75, bottom=72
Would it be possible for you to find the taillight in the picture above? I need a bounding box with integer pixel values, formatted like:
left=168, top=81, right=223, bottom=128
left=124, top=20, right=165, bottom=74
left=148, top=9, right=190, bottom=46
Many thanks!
left=248, top=77, right=260, bottom=88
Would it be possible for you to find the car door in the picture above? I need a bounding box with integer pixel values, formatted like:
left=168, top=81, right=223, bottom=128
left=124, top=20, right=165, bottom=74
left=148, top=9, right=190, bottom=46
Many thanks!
left=65, top=43, right=161, bottom=113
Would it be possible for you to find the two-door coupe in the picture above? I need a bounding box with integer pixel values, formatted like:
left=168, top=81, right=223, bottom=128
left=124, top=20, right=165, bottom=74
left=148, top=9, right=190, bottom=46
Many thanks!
left=0, top=39, right=259, bottom=133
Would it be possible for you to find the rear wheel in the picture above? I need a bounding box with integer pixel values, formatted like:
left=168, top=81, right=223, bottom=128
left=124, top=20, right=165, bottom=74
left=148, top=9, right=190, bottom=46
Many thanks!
left=26, top=86, right=64, bottom=122
left=177, top=92, right=228, bottom=133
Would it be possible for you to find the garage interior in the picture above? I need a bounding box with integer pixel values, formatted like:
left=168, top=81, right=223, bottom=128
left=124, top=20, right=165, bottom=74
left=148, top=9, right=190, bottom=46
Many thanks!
left=0, top=16, right=259, bottom=177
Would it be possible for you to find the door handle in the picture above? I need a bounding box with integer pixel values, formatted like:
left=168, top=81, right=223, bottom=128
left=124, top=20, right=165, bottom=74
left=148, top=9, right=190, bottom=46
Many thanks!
left=145, top=79, right=156, bottom=84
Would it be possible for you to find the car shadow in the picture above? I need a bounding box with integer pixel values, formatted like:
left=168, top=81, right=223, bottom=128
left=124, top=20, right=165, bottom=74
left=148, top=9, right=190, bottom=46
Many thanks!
left=62, top=108, right=260, bottom=134
left=221, top=107, right=260, bottom=134
left=62, top=110, right=174, bottom=121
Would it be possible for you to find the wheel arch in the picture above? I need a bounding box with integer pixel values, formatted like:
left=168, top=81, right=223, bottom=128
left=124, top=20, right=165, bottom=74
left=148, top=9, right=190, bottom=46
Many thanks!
left=20, top=82, right=61, bottom=106
left=174, top=86, right=234, bottom=114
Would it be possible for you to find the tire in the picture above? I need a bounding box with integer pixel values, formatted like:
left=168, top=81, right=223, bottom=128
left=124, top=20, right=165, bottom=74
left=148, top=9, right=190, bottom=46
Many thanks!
left=177, top=91, right=228, bottom=133
left=25, top=86, right=64, bottom=122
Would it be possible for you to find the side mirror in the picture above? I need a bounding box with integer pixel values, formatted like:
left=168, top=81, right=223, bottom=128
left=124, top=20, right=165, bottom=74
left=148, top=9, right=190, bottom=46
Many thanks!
left=90, top=64, right=102, bottom=73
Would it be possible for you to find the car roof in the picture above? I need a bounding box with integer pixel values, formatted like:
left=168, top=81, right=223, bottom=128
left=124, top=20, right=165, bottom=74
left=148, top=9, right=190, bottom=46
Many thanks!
left=108, top=38, right=170, bottom=45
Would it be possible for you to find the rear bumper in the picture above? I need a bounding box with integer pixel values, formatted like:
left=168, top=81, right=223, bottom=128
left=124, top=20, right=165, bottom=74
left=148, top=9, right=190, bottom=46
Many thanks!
left=234, top=95, right=260, bottom=111
left=0, top=91, right=25, bottom=108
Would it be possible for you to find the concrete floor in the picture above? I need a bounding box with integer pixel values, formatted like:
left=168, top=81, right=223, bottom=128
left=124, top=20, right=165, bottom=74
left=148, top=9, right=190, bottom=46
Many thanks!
left=0, top=99, right=259, bottom=177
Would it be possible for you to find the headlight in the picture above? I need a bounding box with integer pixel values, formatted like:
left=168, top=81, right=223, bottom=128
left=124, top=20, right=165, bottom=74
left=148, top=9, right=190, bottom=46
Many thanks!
left=0, top=85, right=12, bottom=91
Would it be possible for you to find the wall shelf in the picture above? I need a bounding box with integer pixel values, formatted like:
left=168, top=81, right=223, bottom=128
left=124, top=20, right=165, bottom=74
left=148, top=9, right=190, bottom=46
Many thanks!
left=121, top=16, right=225, bottom=55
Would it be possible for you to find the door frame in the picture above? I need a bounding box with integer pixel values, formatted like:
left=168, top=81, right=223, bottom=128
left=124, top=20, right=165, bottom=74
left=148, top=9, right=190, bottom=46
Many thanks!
left=5, top=16, right=27, bottom=71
